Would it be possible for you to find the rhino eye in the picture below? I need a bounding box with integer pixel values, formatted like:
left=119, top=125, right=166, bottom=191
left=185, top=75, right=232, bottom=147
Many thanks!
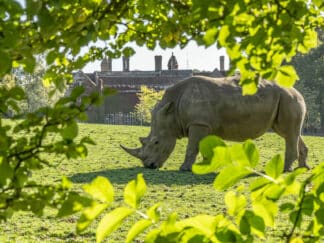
left=154, top=140, right=159, bottom=145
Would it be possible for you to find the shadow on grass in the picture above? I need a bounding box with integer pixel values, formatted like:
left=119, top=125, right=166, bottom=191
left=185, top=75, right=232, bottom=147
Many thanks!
left=69, top=166, right=216, bottom=186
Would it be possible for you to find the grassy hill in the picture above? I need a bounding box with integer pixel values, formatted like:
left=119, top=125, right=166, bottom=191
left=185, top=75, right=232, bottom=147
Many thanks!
left=1, top=123, right=323, bottom=242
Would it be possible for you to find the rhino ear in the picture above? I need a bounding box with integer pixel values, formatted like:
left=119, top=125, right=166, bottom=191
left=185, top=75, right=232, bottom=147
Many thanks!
left=159, top=102, right=174, bottom=115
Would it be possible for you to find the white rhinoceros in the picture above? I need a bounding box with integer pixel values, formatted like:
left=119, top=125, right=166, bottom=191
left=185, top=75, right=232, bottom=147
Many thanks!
left=121, top=75, right=309, bottom=172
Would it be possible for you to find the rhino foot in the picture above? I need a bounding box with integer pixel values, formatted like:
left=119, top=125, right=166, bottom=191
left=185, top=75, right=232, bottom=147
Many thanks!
left=179, top=164, right=192, bottom=172
left=284, top=164, right=311, bottom=173
left=296, top=164, right=311, bottom=171
left=284, top=167, right=293, bottom=173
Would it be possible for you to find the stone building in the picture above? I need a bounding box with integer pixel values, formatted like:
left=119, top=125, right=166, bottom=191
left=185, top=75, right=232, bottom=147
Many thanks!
left=71, top=54, right=226, bottom=123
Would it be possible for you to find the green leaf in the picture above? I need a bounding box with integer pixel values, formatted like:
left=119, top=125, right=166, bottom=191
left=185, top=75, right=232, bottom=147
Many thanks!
left=215, top=228, right=239, bottom=242
left=57, top=192, right=93, bottom=217
left=230, top=143, right=256, bottom=167
left=61, top=176, right=73, bottom=189
left=0, top=158, right=13, bottom=187
left=178, top=215, right=217, bottom=237
left=80, top=136, right=96, bottom=145
left=7, top=100, right=20, bottom=113
left=225, top=191, right=247, bottom=216
left=239, top=215, right=250, bottom=235
left=26, top=0, right=42, bottom=18
left=301, top=195, right=315, bottom=216
left=160, top=212, right=180, bottom=235
left=83, top=176, right=114, bottom=203
left=240, top=210, right=265, bottom=237
left=124, top=174, right=146, bottom=208
left=9, top=86, right=26, bottom=100
left=122, top=47, right=135, bottom=57
left=248, top=212, right=265, bottom=237
left=289, top=237, right=304, bottom=243
left=315, top=209, right=324, bottom=225
left=77, top=203, right=108, bottom=233
left=203, top=27, right=218, bottom=46
left=147, top=203, right=162, bottom=222
left=241, top=78, right=258, bottom=95
left=219, top=25, right=230, bottom=46
left=214, top=165, right=252, bottom=190
left=70, top=86, right=85, bottom=100
left=199, top=135, right=226, bottom=160
left=253, top=200, right=277, bottom=226
left=302, top=29, right=317, bottom=50
left=60, top=121, right=78, bottom=140
left=275, top=65, right=299, bottom=87
left=280, top=202, right=295, bottom=212
left=284, top=167, right=306, bottom=186
left=144, top=228, right=161, bottom=243
left=193, top=136, right=227, bottom=174
left=0, top=51, right=12, bottom=75
left=126, top=219, right=152, bottom=243
left=263, top=184, right=284, bottom=201
left=250, top=177, right=270, bottom=192
left=46, top=50, right=57, bottom=65
left=193, top=146, right=230, bottom=174
left=264, top=154, right=284, bottom=179
left=285, top=180, right=302, bottom=195
left=313, top=0, right=322, bottom=8
left=96, top=207, right=134, bottom=243
left=243, top=140, right=259, bottom=167
left=289, top=211, right=302, bottom=228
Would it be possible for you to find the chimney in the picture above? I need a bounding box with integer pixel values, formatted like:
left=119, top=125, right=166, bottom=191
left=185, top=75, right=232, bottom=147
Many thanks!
left=155, top=55, right=162, bottom=72
left=219, top=56, right=225, bottom=72
left=101, top=57, right=112, bottom=72
left=122, top=56, right=130, bottom=72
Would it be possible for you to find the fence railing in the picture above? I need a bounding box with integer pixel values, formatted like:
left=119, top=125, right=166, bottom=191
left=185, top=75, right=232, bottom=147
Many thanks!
left=104, top=112, right=148, bottom=126
left=103, top=112, right=324, bottom=134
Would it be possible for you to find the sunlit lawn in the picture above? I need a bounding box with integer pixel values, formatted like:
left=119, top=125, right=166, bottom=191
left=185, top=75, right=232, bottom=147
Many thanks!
left=1, top=123, right=323, bottom=242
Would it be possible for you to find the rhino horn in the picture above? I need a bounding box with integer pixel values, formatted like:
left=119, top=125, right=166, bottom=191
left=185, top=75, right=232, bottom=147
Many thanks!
left=120, top=144, right=142, bottom=159
left=139, top=137, right=148, bottom=145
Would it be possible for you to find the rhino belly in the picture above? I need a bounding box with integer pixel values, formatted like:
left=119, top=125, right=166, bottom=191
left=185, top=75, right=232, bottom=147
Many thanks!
left=198, top=99, right=278, bottom=141
left=214, top=113, right=274, bottom=141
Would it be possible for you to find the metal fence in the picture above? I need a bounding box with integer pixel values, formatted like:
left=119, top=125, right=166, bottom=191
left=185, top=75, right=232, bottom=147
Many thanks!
left=103, top=112, right=324, bottom=134
left=104, top=112, right=148, bottom=126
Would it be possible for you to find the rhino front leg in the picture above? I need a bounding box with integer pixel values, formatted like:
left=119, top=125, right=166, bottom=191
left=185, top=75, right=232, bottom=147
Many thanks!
left=180, top=124, right=211, bottom=171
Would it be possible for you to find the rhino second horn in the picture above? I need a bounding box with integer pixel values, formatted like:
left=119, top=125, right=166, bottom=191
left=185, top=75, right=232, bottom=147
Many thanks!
left=120, top=144, right=142, bottom=159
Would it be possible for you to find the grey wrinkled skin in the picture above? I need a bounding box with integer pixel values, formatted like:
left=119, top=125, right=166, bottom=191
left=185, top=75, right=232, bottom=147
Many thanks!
left=121, top=76, right=309, bottom=172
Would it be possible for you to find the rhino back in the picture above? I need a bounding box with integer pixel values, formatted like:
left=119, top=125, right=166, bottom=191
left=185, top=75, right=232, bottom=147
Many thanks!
left=165, top=76, right=286, bottom=141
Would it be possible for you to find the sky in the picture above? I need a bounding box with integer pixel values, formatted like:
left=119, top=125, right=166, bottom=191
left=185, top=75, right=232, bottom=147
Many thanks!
left=83, top=42, right=229, bottom=73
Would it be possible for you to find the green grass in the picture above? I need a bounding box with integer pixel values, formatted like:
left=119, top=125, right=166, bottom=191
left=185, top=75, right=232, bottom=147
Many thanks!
left=1, top=123, right=324, bottom=242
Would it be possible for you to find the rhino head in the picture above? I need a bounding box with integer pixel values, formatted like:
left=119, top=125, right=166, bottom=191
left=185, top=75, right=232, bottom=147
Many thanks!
left=121, top=102, right=177, bottom=169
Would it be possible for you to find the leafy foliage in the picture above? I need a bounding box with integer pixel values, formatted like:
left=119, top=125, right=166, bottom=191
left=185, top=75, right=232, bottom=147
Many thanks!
left=133, top=86, right=164, bottom=124
left=292, top=39, right=324, bottom=131
left=13, top=62, right=64, bottom=114
left=1, top=0, right=323, bottom=92
left=65, top=137, right=324, bottom=242
left=0, top=84, right=106, bottom=221
left=1, top=0, right=324, bottom=242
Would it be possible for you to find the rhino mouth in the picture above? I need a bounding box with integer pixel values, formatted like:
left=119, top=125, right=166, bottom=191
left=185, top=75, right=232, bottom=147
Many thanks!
left=120, top=144, right=159, bottom=169
left=144, top=161, right=158, bottom=169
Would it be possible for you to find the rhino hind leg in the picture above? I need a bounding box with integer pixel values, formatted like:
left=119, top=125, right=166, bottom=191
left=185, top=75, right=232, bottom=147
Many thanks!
left=284, top=135, right=299, bottom=172
left=180, top=124, right=211, bottom=171
left=298, top=136, right=310, bottom=169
